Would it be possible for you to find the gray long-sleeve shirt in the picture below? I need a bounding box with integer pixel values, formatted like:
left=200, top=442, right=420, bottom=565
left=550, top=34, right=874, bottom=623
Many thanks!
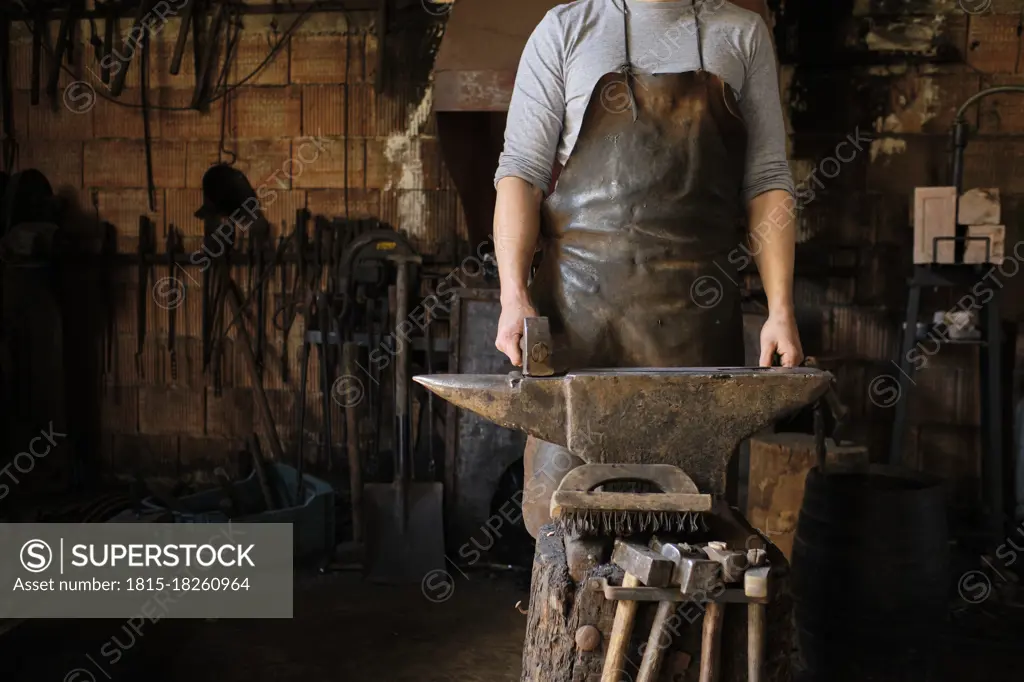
left=494, top=0, right=793, bottom=203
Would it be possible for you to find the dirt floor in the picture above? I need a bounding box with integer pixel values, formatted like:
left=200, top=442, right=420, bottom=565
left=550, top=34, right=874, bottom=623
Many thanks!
left=3, top=567, right=1023, bottom=682
left=1, top=570, right=529, bottom=682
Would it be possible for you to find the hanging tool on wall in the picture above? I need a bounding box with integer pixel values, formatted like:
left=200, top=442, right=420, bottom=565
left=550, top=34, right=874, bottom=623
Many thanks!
left=249, top=219, right=270, bottom=377
left=170, top=0, right=197, bottom=75
left=140, top=29, right=157, bottom=212
left=100, top=213, right=117, bottom=387
left=165, top=225, right=183, bottom=382
left=46, top=1, right=79, bottom=104
left=277, top=227, right=290, bottom=383
left=110, top=0, right=158, bottom=98
left=136, top=216, right=156, bottom=378
left=192, top=1, right=227, bottom=111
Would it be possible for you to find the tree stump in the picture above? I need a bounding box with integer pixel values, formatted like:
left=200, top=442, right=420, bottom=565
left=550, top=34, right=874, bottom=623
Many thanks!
left=520, top=516, right=795, bottom=682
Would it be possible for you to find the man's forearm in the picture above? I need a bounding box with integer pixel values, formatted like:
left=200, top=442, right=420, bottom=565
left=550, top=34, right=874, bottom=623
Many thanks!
left=748, top=189, right=796, bottom=315
left=494, top=176, right=543, bottom=304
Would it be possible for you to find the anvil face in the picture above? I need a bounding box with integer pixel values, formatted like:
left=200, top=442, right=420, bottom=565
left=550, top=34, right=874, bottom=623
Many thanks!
left=414, top=367, right=833, bottom=496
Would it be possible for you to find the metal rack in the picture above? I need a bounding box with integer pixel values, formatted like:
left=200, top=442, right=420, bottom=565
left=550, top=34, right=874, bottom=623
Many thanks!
left=888, top=86, right=1024, bottom=549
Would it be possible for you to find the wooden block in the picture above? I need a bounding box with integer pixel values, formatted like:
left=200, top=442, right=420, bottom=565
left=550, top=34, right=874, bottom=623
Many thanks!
left=964, top=224, right=1005, bottom=263
left=747, top=433, right=870, bottom=561
left=959, top=188, right=1000, bottom=225
left=913, top=186, right=957, bottom=263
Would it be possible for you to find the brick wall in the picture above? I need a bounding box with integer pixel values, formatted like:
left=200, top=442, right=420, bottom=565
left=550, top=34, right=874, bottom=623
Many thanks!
left=775, top=0, right=1024, bottom=504
left=3, top=7, right=462, bottom=483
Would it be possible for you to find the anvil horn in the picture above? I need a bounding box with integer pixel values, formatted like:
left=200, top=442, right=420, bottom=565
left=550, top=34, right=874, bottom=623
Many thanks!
left=415, top=367, right=835, bottom=496
left=413, top=373, right=568, bottom=445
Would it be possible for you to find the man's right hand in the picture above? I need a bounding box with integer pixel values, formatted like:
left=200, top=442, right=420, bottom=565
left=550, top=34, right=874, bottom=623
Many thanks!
left=495, top=295, right=539, bottom=367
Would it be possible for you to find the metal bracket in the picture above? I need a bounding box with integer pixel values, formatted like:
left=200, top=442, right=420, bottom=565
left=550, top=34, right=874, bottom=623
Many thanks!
left=587, top=577, right=769, bottom=604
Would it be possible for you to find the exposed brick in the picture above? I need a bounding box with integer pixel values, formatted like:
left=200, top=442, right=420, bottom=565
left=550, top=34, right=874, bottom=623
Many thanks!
left=259, top=190, right=307, bottom=237
left=306, top=189, right=381, bottom=218
left=927, top=72, right=983, bottom=133
left=380, top=189, right=461, bottom=255
left=207, top=388, right=255, bottom=439
left=96, top=189, right=165, bottom=252
left=164, top=188, right=206, bottom=240
left=365, top=137, right=387, bottom=189
left=292, top=138, right=359, bottom=189
left=19, top=141, right=83, bottom=188
left=291, top=35, right=351, bottom=83
left=85, top=140, right=187, bottom=188
left=93, top=88, right=154, bottom=139
left=158, top=88, right=225, bottom=140
left=963, top=139, right=1024, bottom=194
left=364, top=32, right=379, bottom=85
left=139, top=386, right=206, bottom=435
left=966, top=14, right=1022, bottom=74
left=27, top=95, right=95, bottom=141
left=979, top=75, right=1024, bottom=133
left=230, top=31, right=290, bottom=87
left=302, top=85, right=346, bottom=136
left=185, top=139, right=292, bottom=190
left=228, top=87, right=302, bottom=139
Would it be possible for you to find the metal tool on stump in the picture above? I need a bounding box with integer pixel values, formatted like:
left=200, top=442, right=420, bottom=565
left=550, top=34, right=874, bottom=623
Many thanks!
left=365, top=255, right=445, bottom=583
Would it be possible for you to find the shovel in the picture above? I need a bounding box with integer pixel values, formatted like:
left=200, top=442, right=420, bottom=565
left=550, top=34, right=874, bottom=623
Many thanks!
left=365, top=255, right=446, bottom=583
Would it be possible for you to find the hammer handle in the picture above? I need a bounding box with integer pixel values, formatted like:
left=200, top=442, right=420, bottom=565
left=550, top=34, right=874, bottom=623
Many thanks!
left=636, top=599, right=675, bottom=682
left=698, top=601, right=725, bottom=682
left=601, top=572, right=641, bottom=682
left=748, top=603, right=765, bottom=682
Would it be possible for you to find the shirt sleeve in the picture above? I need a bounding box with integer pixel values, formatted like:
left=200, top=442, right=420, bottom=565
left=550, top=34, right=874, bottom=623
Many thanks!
left=493, top=11, right=566, bottom=193
left=737, top=17, right=794, bottom=203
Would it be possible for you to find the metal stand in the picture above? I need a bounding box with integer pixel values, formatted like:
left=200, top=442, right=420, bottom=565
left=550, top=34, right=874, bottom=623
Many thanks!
left=888, top=263, right=1005, bottom=546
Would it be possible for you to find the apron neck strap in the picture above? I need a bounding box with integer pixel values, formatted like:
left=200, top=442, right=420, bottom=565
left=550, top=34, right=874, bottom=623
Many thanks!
left=618, top=0, right=706, bottom=73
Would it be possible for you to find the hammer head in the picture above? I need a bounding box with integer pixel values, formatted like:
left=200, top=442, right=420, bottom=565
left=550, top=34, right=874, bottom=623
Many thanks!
left=413, top=367, right=833, bottom=496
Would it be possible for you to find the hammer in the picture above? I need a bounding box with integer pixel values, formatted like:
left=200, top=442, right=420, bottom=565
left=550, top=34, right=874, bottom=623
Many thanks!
left=605, top=540, right=677, bottom=682
left=519, top=317, right=555, bottom=376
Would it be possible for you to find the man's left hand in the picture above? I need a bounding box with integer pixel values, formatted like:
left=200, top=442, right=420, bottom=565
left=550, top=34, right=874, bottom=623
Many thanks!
left=759, top=311, right=804, bottom=367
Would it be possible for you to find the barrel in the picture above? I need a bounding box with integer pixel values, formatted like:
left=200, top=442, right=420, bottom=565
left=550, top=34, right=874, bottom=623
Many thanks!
left=791, top=465, right=949, bottom=680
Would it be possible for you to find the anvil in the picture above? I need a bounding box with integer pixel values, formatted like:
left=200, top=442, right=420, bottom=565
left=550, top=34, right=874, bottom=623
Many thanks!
left=414, top=367, right=833, bottom=496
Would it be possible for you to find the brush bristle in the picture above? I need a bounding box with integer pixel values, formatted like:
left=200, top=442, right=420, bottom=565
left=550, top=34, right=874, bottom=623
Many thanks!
left=554, top=510, right=707, bottom=537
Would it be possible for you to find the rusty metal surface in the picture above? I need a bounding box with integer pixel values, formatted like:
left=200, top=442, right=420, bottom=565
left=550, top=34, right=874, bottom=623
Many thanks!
left=414, top=368, right=833, bottom=496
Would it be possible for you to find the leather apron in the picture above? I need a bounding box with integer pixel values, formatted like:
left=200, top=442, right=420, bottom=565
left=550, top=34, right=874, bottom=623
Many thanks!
left=522, top=0, right=749, bottom=538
